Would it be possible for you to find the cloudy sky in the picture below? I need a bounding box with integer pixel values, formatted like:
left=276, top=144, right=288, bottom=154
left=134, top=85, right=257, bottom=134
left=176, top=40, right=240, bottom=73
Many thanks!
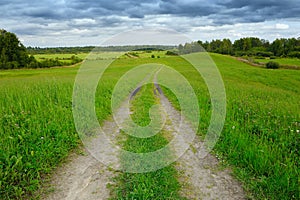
left=1, top=0, right=299, bottom=47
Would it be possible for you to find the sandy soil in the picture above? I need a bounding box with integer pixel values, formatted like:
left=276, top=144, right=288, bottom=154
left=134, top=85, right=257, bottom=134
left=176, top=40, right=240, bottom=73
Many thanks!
left=42, top=151, right=114, bottom=200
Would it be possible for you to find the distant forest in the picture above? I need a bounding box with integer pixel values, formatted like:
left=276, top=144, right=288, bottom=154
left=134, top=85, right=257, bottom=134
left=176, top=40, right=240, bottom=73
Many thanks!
left=26, top=45, right=176, bottom=54
left=27, top=37, right=300, bottom=59
left=1, top=28, right=299, bottom=70
left=180, top=37, right=300, bottom=58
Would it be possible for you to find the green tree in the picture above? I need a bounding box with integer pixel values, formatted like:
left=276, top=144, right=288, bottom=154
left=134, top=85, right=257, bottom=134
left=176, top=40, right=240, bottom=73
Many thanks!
left=220, top=39, right=233, bottom=55
left=0, top=29, right=32, bottom=69
left=270, top=39, right=285, bottom=56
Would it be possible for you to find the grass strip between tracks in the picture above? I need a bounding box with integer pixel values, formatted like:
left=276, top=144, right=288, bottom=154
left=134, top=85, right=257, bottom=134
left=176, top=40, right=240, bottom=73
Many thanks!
left=111, top=83, right=186, bottom=200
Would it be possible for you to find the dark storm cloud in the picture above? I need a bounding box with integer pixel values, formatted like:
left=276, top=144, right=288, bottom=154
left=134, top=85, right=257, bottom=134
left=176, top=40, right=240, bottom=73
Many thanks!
left=158, top=0, right=220, bottom=17
left=0, top=0, right=66, bottom=20
left=1, top=0, right=299, bottom=24
left=219, top=0, right=300, bottom=21
left=1, top=0, right=299, bottom=40
left=63, top=0, right=300, bottom=22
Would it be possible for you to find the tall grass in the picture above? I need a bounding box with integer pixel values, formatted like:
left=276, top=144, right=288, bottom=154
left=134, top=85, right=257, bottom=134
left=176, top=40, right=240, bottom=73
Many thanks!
left=0, top=77, right=77, bottom=198
left=0, top=62, right=132, bottom=199
left=160, top=53, right=300, bottom=199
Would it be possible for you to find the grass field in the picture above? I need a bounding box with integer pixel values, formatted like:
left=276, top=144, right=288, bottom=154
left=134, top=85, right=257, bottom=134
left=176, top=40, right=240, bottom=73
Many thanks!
left=33, top=51, right=169, bottom=63
left=33, top=53, right=87, bottom=63
left=255, top=57, right=300, bottom=67
left=160, top=53, right=299, bottom=199
left=0, top=51, right=299, bottom=199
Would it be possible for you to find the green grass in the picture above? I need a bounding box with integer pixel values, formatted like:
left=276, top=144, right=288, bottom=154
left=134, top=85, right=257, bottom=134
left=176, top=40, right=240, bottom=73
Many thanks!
left=87, top=51, right=126, bottom=60
left=0, top=60, right=133, bottom=199
left=111, top=84, right=185, bottom=200
left=0, top=51, right=299, bottom=199
left=158, top=53, right=300, bottom=199
left=119, top=50, right=170, bottom=59
left=0, top=75, right=78, bottom=198
left=255, top=57, right=300, bottom=67
left=211, top=54, right=299, bottom=199
left=34, top=53, right=88, bottom=63
left=133, top=50, right=169, bottom=58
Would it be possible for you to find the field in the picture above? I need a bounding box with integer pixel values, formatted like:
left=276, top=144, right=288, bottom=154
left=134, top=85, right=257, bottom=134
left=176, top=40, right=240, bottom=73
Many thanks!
left=255, top=57, right=300, bottom=67
left=0, top=51, right=299, bottom=199
left=33, top=52, right=125, bottom=64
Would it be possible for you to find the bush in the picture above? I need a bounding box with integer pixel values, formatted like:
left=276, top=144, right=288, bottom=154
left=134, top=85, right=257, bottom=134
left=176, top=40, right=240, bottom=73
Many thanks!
left=255, top=56, right=265, bottom=59
left=151, top=54, right=155, bottom=58
left=165, top=51, right=177, bottom=56
left=288, top=51, right=300, bottom=58
left=255, top=51, right=274, bottom=57
left=266, top=61, right=280, bottom=69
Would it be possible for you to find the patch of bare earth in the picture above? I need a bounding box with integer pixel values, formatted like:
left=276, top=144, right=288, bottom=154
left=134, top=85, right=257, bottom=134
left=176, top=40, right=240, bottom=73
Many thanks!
left=41, top=150, right=114, bottom=200
left=158, top=87, right=246, bottom=200
left=41, top=109, right=129, bottom=200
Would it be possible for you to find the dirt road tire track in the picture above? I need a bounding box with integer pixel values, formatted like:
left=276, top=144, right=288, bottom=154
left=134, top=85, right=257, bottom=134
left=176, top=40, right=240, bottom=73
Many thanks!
left=42, top=82, right=245, bottom=200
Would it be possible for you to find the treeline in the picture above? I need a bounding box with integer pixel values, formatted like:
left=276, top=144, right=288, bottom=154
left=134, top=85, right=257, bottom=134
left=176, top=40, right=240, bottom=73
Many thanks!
left=179, top=37, right=300, bottom=58
left=0, top=29, right=83, bottom=69
left=27, top=46, right=94, bottom=54
left=27, top=45, right=175, bottom=54
left=29, top=55, right=83, bottom=69
left=2, top=28, right=299, bottom=70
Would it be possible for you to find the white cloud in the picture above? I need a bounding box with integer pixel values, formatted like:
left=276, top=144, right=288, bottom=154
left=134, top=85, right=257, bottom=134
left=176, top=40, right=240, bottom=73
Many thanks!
left=72, top=18, right=97, bottom=26
left=275, top=23, right=289, bottom=30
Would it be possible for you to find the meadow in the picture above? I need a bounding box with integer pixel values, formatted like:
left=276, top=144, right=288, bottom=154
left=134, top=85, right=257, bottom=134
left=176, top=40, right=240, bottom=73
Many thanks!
left=160, top=53, right=299, bottom=199
left=33, top=53, right=88, bottom=62
left=255, top=57, right=300, bottom=67
left=0, top=51, right=299, bottom=199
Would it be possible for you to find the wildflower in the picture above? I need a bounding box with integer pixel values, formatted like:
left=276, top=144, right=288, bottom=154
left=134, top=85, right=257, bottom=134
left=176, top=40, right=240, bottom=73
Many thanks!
left=41, top=137, right=44, bottom=140
left=232, top=126, right=235, bottom=129
left=297, top=130, right=299, bottom=133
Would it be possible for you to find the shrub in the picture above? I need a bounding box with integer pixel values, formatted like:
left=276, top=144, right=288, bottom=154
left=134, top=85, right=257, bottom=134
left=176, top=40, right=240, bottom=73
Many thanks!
left=165, top=51, right=177, bottom=56
left=288, top=51, right=300, bottom=58
left=255, top=56, right=265, bottom=59
left=255, top=51, right=274, bottom=57
left=151, top=54, right=155, bottom=58
left=266, top=61, right=280, bottom=69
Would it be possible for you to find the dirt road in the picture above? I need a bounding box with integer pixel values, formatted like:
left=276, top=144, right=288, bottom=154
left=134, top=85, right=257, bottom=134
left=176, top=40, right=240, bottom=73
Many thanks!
left=42, top=83, right=245, bottom=200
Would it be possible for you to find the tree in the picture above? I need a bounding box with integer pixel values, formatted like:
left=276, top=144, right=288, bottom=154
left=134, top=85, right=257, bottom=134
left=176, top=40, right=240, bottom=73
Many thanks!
left=220, top=39, right=233, bottom=55
left=269, top=38, right=286, bottom=56
left=0, top=29, right=31, bottom=69
left=209, top=39, right=223, bottom=53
